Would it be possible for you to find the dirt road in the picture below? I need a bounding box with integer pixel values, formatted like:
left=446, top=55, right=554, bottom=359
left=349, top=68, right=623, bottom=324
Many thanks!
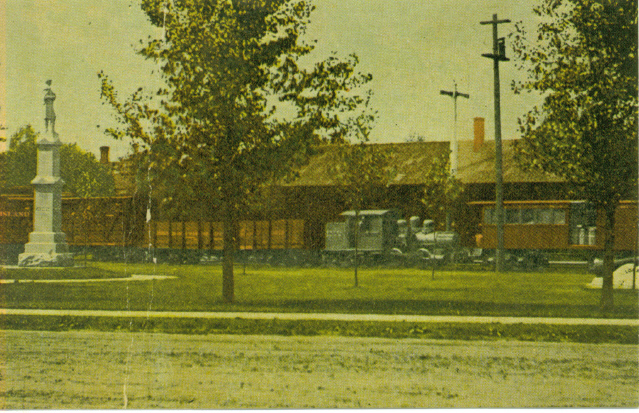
left=1, top=330, right=637, bottom=408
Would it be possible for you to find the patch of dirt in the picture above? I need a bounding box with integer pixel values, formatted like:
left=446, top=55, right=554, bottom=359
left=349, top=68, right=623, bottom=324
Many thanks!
left=1, top=330, right=637, bottom=408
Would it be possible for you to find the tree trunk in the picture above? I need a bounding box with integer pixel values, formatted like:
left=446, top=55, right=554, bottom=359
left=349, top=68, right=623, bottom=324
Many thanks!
left=222, top=200, right=235, bottom=303
left=600, top=205, right=616, bottom=312
left=354, top=209, right=359, bottom=287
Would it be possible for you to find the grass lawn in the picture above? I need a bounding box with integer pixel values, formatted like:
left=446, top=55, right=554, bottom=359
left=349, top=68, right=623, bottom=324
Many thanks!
left=1, top=262, right=636, bottom=319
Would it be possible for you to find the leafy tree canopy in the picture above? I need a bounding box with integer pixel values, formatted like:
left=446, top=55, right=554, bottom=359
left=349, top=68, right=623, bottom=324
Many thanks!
left=332, top=93, right=389, bottom=212
left=100, top=0, right=372, bottom=214
left=511, top=0, right=638, bottom=209
left=0, top=125, right=116, bottom=197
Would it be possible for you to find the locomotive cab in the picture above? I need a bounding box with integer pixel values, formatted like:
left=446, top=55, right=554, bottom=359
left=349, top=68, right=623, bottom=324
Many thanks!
left=325, top=209, right=401, bottom=254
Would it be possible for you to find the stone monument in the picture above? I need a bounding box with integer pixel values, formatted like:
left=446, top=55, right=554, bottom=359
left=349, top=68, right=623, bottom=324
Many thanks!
left=18, top=80, right=74, bottom=267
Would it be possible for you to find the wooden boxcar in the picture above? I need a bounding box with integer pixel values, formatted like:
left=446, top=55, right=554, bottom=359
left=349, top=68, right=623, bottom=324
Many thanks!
left=0, top=195, right=146, bottom=248
left=0, top=194, right=307, bottom=263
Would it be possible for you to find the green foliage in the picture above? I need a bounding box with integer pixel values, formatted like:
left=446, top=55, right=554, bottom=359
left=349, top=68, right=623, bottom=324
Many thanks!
left=61, top=144, right=116, bottom=198
left=330, top=96, right=386, bottom=286
left=0, top=126, right=38, bottom=191
left=99, top=0, right=372, bottom=213
left=98, top=0, right=373, bottom=301
left=511, top=0, right=637, bottom=207
left=333, top=94, right=388, bottom=213
left=0, top=125, right=115, bottom=197
left=420, top=153, right=463, bottom=226
left=335, top=142, right=389, bottom=211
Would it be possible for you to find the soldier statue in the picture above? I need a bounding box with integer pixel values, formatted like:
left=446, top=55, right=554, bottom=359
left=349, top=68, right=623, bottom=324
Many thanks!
left=44, top=79, right=56, bottom=134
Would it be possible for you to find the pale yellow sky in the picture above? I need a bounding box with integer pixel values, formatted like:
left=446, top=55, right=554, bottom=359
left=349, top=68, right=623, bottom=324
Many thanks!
left=2, top=0, right=542, bottom=160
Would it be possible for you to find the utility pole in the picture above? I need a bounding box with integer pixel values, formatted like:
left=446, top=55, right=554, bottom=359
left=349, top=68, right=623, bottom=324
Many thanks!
left=440, top=83, right=469, bottom=231
left=481, top=14, right=510, bottom=273
left=440, top=82, right=470, bottom=177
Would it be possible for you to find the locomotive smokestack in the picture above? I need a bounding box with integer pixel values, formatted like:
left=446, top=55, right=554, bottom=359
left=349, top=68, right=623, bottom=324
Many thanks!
left=474, top=117, right=485, bottom=152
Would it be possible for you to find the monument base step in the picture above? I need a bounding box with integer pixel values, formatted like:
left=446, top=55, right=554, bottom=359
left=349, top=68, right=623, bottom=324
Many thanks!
left=18, top=252, right=74, bottom=267
left=26, top=232, right=69, bottom=248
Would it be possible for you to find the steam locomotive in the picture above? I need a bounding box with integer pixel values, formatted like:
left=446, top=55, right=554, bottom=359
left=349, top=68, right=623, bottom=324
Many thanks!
left=323, top=209, right=470, bottom=266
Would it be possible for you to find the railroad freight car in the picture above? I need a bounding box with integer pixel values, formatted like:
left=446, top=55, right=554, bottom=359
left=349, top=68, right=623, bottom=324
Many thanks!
left=0, top=194, right=307, bottom=264
left=0, top=195, right=147, bottom=263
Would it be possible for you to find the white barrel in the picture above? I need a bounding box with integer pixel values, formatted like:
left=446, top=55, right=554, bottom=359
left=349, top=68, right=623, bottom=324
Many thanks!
left=588, top=226, right=597, bottom=245
left=578, top=225, right=586, bottom=245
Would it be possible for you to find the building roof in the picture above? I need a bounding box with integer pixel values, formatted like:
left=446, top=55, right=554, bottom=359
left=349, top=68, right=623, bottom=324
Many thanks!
left=456, top=140, right=561, bottom=184
left=284, top=139, right=561, bottom=188
left=107, top=138, right=563, bottom=195
left=283, top=141, right=449, bottom=187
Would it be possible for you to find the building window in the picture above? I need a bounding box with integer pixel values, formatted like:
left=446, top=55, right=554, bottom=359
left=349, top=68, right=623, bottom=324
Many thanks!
left=483, top=206, right=566, bottom=225
left=484, top=208, right=494, bottom=225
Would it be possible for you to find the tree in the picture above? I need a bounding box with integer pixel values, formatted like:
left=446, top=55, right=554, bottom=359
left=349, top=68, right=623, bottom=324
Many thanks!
left=99, top=0, right=372, bottom=302
left=332, top=101, right=389, bottom=286
left=421, top=153, right=463, bottom=230
left=0, top=125, right=115, bottom=197
left=511, top=0, right=638, bottom=311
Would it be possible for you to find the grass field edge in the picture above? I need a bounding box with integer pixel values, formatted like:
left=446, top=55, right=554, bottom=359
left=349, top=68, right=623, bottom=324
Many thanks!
left=1, top=314, right=636, bottom=345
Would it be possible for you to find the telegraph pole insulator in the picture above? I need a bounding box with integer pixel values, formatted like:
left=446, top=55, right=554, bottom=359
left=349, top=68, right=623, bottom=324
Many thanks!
left=481, top=38, right=510, bottom=61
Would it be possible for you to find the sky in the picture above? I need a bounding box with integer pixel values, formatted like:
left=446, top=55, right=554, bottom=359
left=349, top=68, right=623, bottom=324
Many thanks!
left=1, top=0, right=542, bottom=160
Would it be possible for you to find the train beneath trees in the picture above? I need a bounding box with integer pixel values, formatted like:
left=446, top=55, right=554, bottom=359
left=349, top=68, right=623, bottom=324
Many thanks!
left=0, top=194, right=636, bottom=268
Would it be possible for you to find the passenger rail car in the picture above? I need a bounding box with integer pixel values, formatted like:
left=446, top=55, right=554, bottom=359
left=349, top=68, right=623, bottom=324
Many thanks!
left=471, top=200, right=638, bottom=253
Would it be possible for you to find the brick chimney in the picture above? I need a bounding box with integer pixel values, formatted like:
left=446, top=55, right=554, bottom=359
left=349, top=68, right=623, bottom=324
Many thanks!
left=473, top=117, right=485, bottom=152
left=100, top=146, right=110, bottom=164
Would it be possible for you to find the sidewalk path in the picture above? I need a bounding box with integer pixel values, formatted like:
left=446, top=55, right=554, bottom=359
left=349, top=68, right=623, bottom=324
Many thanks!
left=0, top=274, right=177, bottom=284
left=1, top=308, right=636, bottom=326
